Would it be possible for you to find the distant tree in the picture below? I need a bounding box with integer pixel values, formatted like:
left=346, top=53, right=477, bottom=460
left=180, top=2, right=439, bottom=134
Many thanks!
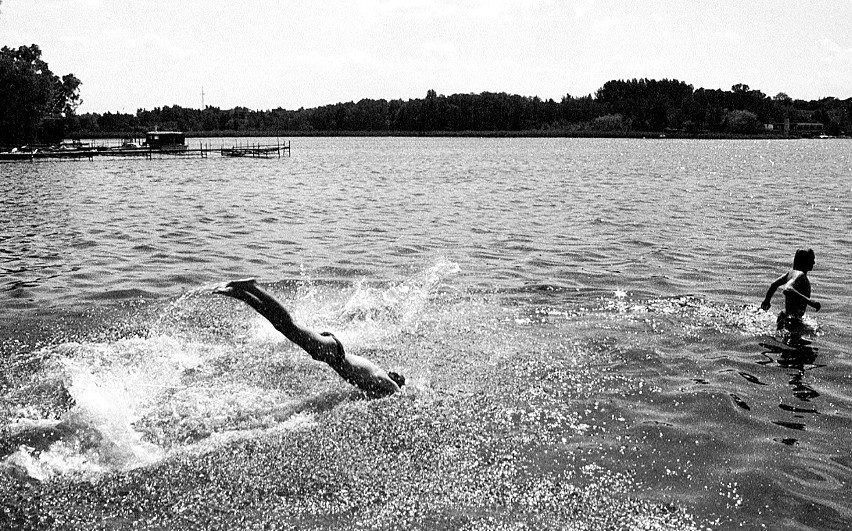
left=731, top=83, right=750, bottom=94
left=595, top=78, right=693, bottom=131
left=773, top=92, right=793, bottom=105
left=724, top=109, right=762, bottom=133
left=591, top=113, right=627, bottom=131
left=0, top=44, right=81, bottom=145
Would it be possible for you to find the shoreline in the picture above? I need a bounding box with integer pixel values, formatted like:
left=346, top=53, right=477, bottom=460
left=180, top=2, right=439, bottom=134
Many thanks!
left=69, top=130, right=834, bottom=140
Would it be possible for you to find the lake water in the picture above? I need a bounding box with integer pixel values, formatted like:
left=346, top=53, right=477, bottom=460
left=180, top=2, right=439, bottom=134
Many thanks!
left=1, top=137, right=851, bottom=529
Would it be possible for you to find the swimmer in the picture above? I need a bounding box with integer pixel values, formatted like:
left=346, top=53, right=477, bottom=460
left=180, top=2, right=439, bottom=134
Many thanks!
left=760, top=249, right=821, bottom=334
left=213, top=279, right=404, bottom=398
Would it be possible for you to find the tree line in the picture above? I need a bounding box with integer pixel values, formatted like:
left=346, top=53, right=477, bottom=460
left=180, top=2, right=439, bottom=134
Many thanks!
left=3, top=43, right=851, bottom=145
left=66, top=83, right=852, bottom=138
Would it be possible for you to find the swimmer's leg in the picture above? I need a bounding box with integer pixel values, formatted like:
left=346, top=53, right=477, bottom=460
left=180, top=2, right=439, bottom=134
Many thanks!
left=213, top=278, right=260, bottom=297
left=225, top=278, right=258, bottom=289
left=214, top=279, right=333, bottom=358
left=214, top=279, right=285, bottom=320
left=214, top=280, right=292, bottom=334
left=223, top=279, right=277, bottom=307
left=213, top=279, right=266, bottom=314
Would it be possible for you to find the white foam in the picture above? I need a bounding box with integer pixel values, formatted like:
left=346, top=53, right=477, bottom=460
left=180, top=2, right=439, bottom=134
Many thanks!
left=2, top=260, right=461, bottom=480
left=333, top=258, right=460, bottom=347
left=1, top=334, right=221, bottom=479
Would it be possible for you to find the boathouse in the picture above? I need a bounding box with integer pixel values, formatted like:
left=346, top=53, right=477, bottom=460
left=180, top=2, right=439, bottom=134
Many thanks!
left=145, top=131, right=185, bottom=149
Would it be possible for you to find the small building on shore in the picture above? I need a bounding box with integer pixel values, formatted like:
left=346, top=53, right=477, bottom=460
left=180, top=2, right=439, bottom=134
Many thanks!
left=145, top=131, right=185, bottom=149
left=792, top=122, right=824, bottom=137
left=770, top=120, right=825, bottom=137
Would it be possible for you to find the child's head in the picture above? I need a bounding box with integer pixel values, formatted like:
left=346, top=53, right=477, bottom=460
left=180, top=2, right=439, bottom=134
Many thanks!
left=793, top=249, right=815, bottom=271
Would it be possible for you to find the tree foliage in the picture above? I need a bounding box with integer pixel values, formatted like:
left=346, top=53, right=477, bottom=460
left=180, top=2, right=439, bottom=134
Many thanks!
left=71, top=81, right=852, bottom=138
left=0, top=44, right=81, bottom=145
left=725, top=110, right=762, bottom=133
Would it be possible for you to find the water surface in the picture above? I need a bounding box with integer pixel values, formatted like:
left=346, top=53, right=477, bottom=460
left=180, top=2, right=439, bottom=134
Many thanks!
left=1, top=138, right=851, bottom=529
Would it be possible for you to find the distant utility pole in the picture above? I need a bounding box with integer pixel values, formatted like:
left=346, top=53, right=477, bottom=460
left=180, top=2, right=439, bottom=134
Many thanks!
left=201, top=87, right=205, bottom=109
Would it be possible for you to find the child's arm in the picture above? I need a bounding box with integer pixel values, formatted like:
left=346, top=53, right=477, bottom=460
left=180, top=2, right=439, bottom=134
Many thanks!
left=782, top=284, right=822, bottom=311
left=761, top=273, right=788, bottom=310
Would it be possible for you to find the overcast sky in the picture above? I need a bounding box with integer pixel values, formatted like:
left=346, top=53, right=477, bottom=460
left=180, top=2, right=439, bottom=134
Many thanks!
left=2, top=0, right=851, bottom=113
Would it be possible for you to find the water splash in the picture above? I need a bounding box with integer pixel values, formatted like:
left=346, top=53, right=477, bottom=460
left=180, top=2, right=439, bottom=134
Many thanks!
left=1, top=335, right=205, bottom=480
left=310, top=257, right=460, bottom=348
left=1, top=260, right=460, bottom=481
left=601, top=294, right=821, bottom=338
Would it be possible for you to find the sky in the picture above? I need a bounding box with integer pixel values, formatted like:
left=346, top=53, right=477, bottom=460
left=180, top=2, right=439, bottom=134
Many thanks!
left=1, top=0, right=851, bottom=114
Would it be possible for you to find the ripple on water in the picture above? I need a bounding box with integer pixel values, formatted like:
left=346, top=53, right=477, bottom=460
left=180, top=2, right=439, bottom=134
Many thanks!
left=2, top=139, right=852, bottom=528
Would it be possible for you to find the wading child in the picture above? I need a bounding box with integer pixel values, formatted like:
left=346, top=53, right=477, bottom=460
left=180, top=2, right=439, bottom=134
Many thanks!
left=761, top=249, right=821, bottom=335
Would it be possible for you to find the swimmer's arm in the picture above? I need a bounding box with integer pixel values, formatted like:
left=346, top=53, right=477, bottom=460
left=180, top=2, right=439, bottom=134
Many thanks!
left=340, top=353, right=401, bottom=396
left=761, top=273, right=788, bottom=310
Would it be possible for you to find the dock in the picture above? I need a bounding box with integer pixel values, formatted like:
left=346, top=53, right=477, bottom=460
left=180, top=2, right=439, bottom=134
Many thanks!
left=221, top=140, right=290, bottom=158
left=0, top=145, right=212, bottom=161
left=0, top=132, right=291, bottom=162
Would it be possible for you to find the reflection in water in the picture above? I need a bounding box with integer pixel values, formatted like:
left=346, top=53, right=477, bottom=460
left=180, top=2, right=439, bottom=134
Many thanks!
left=759, top=337, right=822, bottom=403
left=758, top=338, right=824, bottom=442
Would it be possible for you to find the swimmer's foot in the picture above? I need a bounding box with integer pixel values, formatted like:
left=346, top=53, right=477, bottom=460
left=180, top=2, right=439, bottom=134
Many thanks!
left=212, top=283, right=236, bottom=297
left=212, top=278, right=257, bottom=296
left=228, top=278, right=258, bottom=289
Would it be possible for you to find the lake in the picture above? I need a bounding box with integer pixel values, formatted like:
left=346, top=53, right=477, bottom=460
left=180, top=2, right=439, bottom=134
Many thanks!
left=2, top=137, right=851, bottom=529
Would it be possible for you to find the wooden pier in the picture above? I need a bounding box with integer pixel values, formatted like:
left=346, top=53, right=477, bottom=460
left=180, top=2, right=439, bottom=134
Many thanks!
left=0, top=139, right=291, bottom=162
left=220, top=140, right=291, bottom=158
left=0, top=146, right=210, bottom=161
